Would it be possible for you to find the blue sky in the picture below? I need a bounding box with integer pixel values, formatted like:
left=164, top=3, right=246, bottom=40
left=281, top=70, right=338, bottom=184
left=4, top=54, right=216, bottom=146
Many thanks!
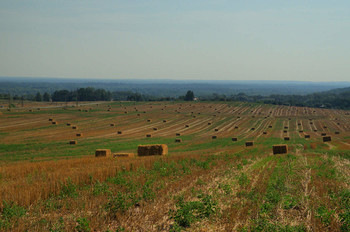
left=0, top=0, right=349, bottom=81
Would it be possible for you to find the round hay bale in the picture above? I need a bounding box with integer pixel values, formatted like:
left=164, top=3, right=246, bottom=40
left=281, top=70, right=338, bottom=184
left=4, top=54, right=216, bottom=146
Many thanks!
left=117, top=131, right=122, bottom=134
left=176, top=133, right=181, bottom=136
left=69, top=140, right=77, bottom=145
left=76, top=133, right=83, bottom=137
left=232, top=137, right=238, bottom=141
left=146, top=134, right=152, bottom=138
left=175, top=138, right=182, bottom=143
left=212, top=135, right=217, bottom=139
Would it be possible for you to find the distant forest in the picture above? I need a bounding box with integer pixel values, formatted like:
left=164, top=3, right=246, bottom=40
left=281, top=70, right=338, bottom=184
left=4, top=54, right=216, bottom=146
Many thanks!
left=1, top=86, right=350, bottom=110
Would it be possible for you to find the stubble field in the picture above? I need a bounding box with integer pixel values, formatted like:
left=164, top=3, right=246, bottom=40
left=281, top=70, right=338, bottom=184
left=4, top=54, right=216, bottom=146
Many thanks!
left=0, top=101, right=349, bottom=231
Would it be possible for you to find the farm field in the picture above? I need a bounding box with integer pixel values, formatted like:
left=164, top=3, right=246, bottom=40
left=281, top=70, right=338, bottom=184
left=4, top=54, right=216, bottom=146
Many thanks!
left=0, top=101, right=349, bottom=231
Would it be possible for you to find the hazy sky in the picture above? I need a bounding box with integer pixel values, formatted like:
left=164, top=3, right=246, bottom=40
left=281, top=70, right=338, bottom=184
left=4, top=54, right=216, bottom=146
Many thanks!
left=1, top=1, right=349, bottom=81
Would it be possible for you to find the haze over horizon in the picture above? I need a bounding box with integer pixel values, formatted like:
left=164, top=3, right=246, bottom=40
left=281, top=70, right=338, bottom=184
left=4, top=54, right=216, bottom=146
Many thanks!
left=1, top=1, right=349, bottom=82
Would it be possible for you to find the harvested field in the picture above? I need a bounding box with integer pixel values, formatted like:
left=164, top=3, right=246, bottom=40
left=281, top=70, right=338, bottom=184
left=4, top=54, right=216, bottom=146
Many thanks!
left=0, top=101, right=349, bottom=231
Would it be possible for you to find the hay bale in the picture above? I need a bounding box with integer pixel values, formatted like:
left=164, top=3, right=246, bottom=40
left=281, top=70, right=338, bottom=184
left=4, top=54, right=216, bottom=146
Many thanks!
left=52, top=121, right=58, bottom=125
left=284, top=137, right=290, bottom=141
left=113, top=153, right=134, bottom=158
left=146, top=134, right=152, bottom=138
left=153, top=128, right=158, bottom=131
left=335, top=131, right=340, bottom=135
left=76, top=133, right=83, bottom=137
left=163, top=120, right=167, bottom=122
left=251, top=128, right=255, bottom=131
left=283, top=130, right=287, bottom=133
left=323, top=136, right=332, bottom=142
left=124, top=111, right=128, bottom=114
left=314, top=129, right=318, bottom=132
left=110, top=123, right=115, bottom=126
left=72, top=126, right=78, bottom=129
left=95, top=149, right=111, bottom=157
left=214, top=128, right=219, bottom=131
left=305, top=135, right=310, bottom=138
left=263, top=132, right=267, bottom=135
left=67, top=123, right=71, bottom=126
left=118, top=131, right=122, bottom=134
left=321, top=133, right=327, bottom=136
left=137, top=144, right=168, bottom=156
left=175, top=138, right=182, bottom=143
left=273, top=144, right=288, bottom=155
left=137, top=114, right=141, bottom=116
left=208, top=122, right=212, bottom=125
left=49, top=118, right=53, bottom=121
left=29, top=109, right=33, bottom=112
left=185, top=125, right=189, bottom=128
left=245, top=141, right=254, bottom=147
left=69, top=140, right=77, bottom=145
left=310, top=122, right=313, bottom=124
left=232, top=137, right=238, bottom=141
left=284, top=126, right=288, bottom=129
left=176, top=133, right=181, bottom=136
left=323, top=126, right=327, bottom=129
left=212, top=135, right=217, bottom=139
left=147, top=119, right=152, bottom=122
left=268, top=125, right=272, bottom=128
left=299, top=130, right=303, bottom=133
left=298, top=123, right=301, bottom=126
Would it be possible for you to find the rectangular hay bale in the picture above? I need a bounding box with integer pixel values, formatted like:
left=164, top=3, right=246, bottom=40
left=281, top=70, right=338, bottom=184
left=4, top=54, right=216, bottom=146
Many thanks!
left=95, top=149, right=111, bottom=157
left=137, top=144, right=168, bottom=156
left=273, top=144, right=288, bottom=155
left=245, top=141, right=254, bottom=146
left=113, top=153, right=134, bottom=158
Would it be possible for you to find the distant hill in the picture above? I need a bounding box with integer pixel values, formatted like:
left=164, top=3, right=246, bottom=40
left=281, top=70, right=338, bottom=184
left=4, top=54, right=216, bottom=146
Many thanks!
left=0, top=77, right=349, bottom=97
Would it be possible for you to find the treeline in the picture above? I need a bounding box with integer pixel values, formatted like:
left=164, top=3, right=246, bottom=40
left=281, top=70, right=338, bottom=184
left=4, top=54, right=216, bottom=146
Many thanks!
left=3, top=86, right=350, bottom=109
left=200, top=88, right=350, bottom=109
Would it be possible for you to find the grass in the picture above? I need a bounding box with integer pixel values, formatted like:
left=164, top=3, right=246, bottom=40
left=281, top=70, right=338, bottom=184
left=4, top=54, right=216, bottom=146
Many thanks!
left=0, top=101, right=349, bottom=231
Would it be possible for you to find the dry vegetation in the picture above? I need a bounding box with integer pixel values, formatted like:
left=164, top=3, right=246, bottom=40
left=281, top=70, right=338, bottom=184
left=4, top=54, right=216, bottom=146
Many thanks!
left=0, top=100, right=349, bottom=231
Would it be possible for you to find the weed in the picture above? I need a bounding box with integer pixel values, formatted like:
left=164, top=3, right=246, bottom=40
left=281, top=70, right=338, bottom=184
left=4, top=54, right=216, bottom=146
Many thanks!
left=75, top=217, right=90, bottom=232
left=169, top=194, right=218, bottom=229
left=218, top=183, right=232, bottom=195
left=282, top=195, right=298, bottom=210
left=316, top=205, right=334, bottom=226
left=58, top=178, right=78, bottom=198
left=92, top=181, right=110, bottom=196
left=105, top=192, right=131, bottom=214
left=50, top=217, right=65, bottom=232
left=237, top=173, right=250, bottom=188
left=142, top=180, right=156, bottom=202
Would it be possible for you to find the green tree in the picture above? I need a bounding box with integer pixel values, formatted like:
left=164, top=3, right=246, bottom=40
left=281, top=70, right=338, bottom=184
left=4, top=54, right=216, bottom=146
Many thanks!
left=43, top=92, right=51, bottom=102
left=184, top=90, right=194, bottom=101
left=35, top=92, right=42, bottom=102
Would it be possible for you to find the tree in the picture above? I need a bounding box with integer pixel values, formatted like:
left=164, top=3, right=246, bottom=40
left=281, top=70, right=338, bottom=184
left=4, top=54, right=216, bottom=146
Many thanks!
left=43, top=92, right=51, bottom=102
left=184, top=90, right=194, bottom=101
left=35, top=92, right=42, bottom=102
